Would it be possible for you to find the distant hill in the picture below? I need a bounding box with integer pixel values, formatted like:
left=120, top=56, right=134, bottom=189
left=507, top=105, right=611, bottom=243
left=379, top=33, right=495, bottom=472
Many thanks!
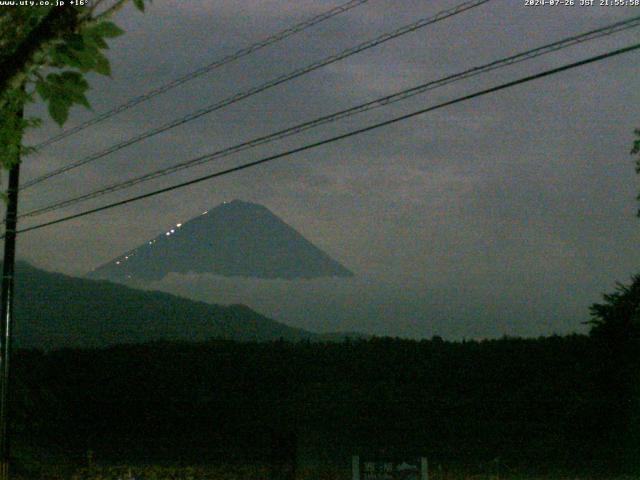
left=87, top=200, right=354, bottom=282
left=11, top=262, right=362, bottom=349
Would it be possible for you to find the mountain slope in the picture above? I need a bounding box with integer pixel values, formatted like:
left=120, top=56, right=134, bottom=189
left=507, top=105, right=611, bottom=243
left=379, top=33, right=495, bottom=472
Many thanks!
left=12, top=262, right=320, bottom=349
left=87, top=200, right=353, bottom=282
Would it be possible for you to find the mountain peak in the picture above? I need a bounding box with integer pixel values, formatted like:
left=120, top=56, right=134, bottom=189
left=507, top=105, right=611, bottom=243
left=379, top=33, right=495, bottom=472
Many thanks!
left=87, top=201, right=353, bottom=282
left=219, top=199, right=256, bottom=207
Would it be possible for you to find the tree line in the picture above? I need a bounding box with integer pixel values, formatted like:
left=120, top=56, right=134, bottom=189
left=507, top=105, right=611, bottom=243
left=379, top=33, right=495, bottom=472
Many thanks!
left=8, top=296, right=639, bottom=476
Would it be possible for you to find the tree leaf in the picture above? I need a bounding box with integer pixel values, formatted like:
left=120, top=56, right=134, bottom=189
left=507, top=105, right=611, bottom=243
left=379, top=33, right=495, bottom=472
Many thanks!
left=48, top=99, right=69, bottom=126
left=35, top=80, right=52, bottom=101
left=49, top=46, right=75, bottom=68
left=59, top=71, right=89, bottom=94
left=38, top=71, right=91, bottom=122
left=133, top=0, right=145, bottom=12
left=90, top=21, right=124, bottom=39
left=76, top=93, right=91, bottom=109
left=65, top=33, right=86, bottom=52
left=71, top=45, right=98, bottom=72
left=631, top=129, right=640, bottom=155
left=83, top=29, right=109, bottom=49
left=93, top=51, right=111, bottom=76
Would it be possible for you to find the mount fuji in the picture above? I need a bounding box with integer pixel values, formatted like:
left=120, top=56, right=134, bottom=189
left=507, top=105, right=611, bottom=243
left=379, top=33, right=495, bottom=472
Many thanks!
left=87, top=200, right=353, bottom=282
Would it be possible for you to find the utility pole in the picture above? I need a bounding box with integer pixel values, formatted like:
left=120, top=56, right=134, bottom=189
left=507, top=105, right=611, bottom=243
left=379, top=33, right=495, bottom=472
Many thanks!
left=0, top=109, right=22, bottom=480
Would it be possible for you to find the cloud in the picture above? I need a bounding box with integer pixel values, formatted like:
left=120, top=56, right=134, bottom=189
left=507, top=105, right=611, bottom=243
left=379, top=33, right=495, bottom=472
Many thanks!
left=11, top=0, right=640, bottom=339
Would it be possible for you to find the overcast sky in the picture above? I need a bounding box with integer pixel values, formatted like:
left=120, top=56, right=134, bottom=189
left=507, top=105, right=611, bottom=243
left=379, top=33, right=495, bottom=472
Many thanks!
left=9, top=0, right=640, bottom=339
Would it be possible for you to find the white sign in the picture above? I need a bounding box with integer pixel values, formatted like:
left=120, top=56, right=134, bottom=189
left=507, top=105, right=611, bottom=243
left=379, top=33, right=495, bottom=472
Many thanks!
left=352, top=456, right=428, bottom=480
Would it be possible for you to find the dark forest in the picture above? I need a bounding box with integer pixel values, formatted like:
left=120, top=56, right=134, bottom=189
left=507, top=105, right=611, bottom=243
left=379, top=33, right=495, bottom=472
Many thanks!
left=11, top=327, right=639, bottom=477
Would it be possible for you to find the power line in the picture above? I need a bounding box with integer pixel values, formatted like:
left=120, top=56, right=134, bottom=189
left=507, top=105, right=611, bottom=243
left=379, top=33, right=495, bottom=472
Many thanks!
left=19, top=15, right=640, bottom=219
left=12, top=42, right=640, bottom=237
left=21, top=0, right=492, bottom=190
left=31, top=0, right=372, bottom=150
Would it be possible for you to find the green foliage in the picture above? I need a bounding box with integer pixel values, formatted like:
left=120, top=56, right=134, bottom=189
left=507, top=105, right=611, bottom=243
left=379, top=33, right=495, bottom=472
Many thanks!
left=587, top=274, right=640, bottom=342
left=0, top=2, right=150, bottom=174
left=586, top=275, right=640, bottom=471
left=0, top=88, right=30, bottom=160
left=133, top=0, right=146, bottom=11
left=36, top=71, right=91, bottom=125
left=11, top=334, right=624, bottom=474
left=30, top=18, right=123, bottom=127
left=631, top=128, right=640, bottom=168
